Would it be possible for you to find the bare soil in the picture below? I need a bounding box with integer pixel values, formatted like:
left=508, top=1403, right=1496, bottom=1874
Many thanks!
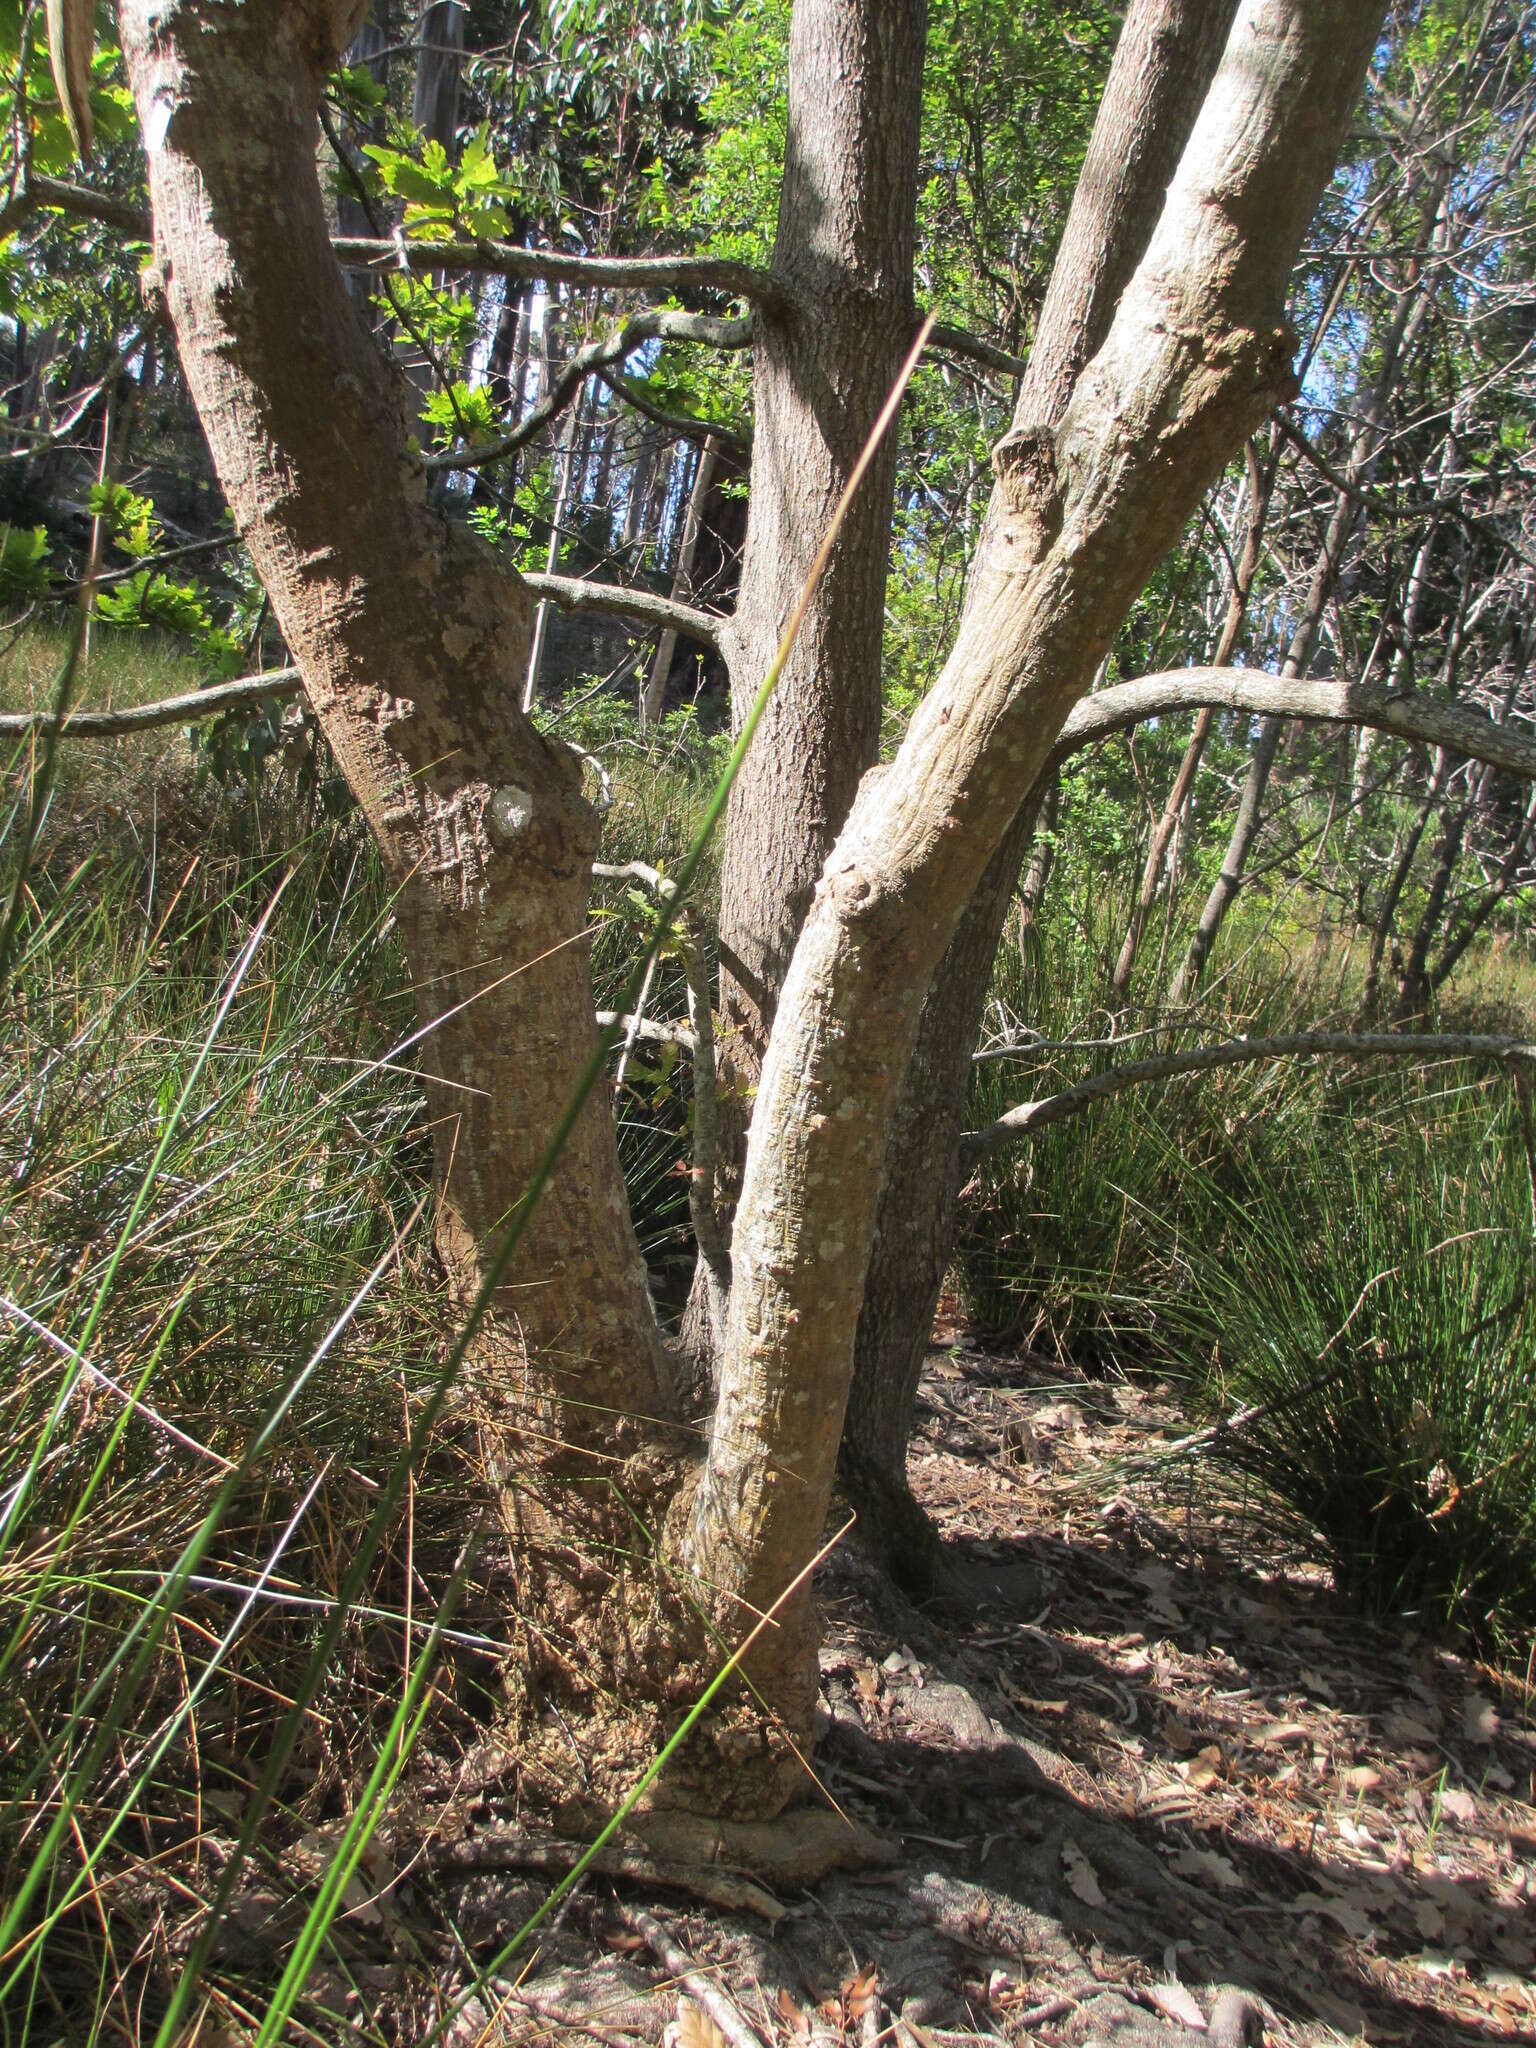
left=249, top=1341, right=1536, bottom=2047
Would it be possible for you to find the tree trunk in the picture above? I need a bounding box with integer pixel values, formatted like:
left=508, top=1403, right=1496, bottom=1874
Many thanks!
left=675, top=0, right=927, bottom=1383
left=714, top=0, right=927, bottom=1067
left=412, top=0, right=464, bottom=150
left=641, top=433, right=720, bottom=732
left=524, top=376, right=594, bottom=711
left=683, top=0, right=1387, bottom=1710
left=837, top=0, right=1240, bottom=1556
left=121, top=0, right=670, bottom=1470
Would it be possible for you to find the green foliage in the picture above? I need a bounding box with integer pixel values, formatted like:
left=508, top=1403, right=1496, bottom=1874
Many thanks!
left=0, top=522, right=51, bottom=600
left=362, top=122, right=522, bottom=239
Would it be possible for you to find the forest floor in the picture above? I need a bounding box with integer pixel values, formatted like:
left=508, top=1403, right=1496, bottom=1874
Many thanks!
left=286, top=1338, right=1536, bottom=2048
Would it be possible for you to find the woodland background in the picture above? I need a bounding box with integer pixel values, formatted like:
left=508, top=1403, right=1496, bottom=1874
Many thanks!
left=1, top=2, right=1535, bottom=2042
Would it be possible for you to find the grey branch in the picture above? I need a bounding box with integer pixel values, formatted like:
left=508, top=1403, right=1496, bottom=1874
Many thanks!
left=962, top=1031, right=1536, bottom=1167
left=594, top=1009, right=695, bottom=1050
left=523, top=572, right=724, bottom=650
left=424, top=307, right=756, bottom=475
left=0, top=666, right=302, bottom=738
left=330, top=234, right=787, bottom=311
left=927, top=319, right=1026, bottom=381
left=1053, top=667, right=1536, bottom=781
left=598, top=367, right=750, bottom=459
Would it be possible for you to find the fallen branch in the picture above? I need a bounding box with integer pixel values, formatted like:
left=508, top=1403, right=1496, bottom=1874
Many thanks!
left=615, top=1901, right=767, bottom=2048
left=0, top=666, right=301, bottom=738
left=1052, top=666, right=1536, bottom=781
left=962, top=1029, right=1536, bottom=1167
left=428, top=1828, right=783, bottom=1922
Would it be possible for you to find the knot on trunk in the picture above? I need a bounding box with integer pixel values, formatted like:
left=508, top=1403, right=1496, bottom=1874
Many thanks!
left=991, top=423, right=1063, bottom=550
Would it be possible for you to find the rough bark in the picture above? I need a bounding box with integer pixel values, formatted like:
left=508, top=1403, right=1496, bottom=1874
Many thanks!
left=838, top=0, right=1240, bottom=1556
left=683, top=0, right=1387, bottom=1715
left=121, top=0, right=670, bottom=1461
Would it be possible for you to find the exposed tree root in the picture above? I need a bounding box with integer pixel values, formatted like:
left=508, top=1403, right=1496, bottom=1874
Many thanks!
left=623, top=1804, right=901, bottom=1888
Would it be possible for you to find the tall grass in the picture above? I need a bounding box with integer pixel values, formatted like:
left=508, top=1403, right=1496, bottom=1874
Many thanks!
left=956, top=838, right=1536, bottom=1649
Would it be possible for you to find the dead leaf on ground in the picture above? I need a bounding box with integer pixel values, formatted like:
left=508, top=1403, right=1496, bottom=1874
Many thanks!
left=667, top=2001, right=730, bottom=2048
left=1146, top=1981, right=1207, bottom=2030
left=1169, top=1845, right=1242, bottom=1892
left=1062, top=1838, right=1106, bottom=1907
left=1463, top=1693, right=1500, bottom=1744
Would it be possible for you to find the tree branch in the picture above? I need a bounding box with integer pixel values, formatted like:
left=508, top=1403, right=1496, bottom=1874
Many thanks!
left=330, top=234, right=788, bottom=311
left=926, top=319, right=1026, bottom=382
left=523, top=571, right=724, bottom=651
left=0, top=666, right=301, bottom=737
left=0, top=173, right=152, bottom=239
left=1052, top=666, right=1536, bottom=781
left=423, top=306, right=756, bottom=475
left=597, top=368, right=749, bottom=460
left=962, top=1030, right=1536, bottom=1167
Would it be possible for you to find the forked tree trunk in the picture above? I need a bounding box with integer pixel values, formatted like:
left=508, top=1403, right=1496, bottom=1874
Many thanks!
left=120, top=0, right=670, bottom=1475
left=684, top=0, right=1387, bottom=1707
left=837, top=0, right=1240, bottom=1563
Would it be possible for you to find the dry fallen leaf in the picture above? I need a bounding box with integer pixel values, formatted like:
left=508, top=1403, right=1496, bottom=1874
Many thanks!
left=1254, top=1720, right=1311, bottom=1748
left=1146, top=1982, right=1207, bottom=2030
left=1169, top=1845, right=1242, bottom=1892
left=1343, top=1765, right=1382, bottom=1793
left=1438, top=1785, right=1477, bottom=1829
left=667, top=2001, right=729, bottom=2048
left=1062, top=1838, right=1107, bottom=1907
left=1463, top=1694, right=1500, bottom=1744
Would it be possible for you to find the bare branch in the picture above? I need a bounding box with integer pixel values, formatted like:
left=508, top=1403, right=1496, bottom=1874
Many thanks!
left=963, top=1030, right=1536, bottom=1167
left=523, top=571, right=724, bottom=651
left=1053, top=666, right=1536, bottom=781
left=926, top=320, right=1026, bottom=382
left=0, top=666, right=301, bottom=738
left=593, top=1009, right=694, bottom=1050
left=0, top=173, right=152, bottom=239
left=424, top=306, right=756, bottom=475
left=330, top=234, right=787, bottom=311
left=597, top=368, right=749, bottom=459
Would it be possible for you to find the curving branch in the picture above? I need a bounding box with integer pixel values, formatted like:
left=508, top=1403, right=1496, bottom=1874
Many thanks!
left=423, top=306, right=756, bottom=475
left=1052, top=666, right=1536, bottom=781
left=962, top=1030, right=1536, bottom=1167
left=523, top=571, right=724, bottom=651
left=330, top=234, right=787, bottom=312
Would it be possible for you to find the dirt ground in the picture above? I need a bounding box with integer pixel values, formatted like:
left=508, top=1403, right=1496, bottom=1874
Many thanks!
left=295, top=1341, right=1536, bottom=2048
